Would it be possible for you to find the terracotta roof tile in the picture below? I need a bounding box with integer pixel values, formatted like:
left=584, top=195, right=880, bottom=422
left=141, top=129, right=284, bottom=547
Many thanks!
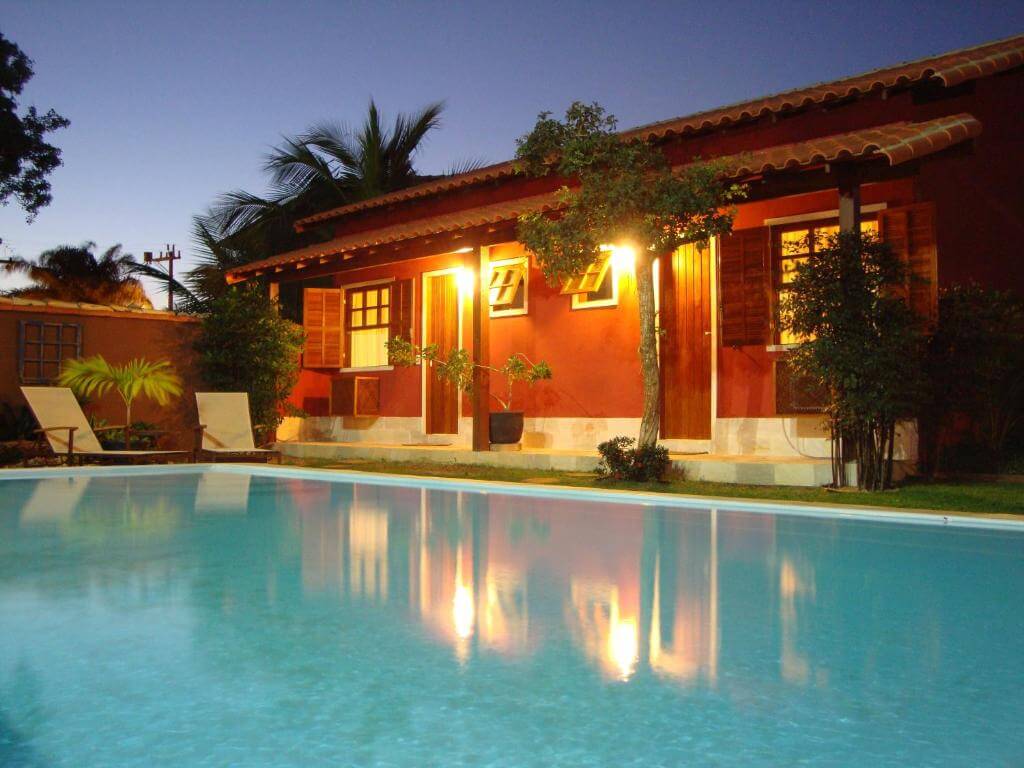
left=231, top=114, right=980, bottom=280
left=294, top=35, right=1021, bottom=230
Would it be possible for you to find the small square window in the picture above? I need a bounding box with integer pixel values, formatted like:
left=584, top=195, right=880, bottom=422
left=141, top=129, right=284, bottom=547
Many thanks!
left=19, top=321, right=82, bottom=384
left=564, top=254, right=618, bottom=310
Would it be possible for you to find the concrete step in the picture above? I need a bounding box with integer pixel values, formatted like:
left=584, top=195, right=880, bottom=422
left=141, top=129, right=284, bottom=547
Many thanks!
left=277, top=441, right=845, bottom=487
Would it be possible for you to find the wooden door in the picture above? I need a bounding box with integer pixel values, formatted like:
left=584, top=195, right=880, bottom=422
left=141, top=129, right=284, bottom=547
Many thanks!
left=660, top=243, right=712, bottom=439
left=424, top=273, right=460, bottom=434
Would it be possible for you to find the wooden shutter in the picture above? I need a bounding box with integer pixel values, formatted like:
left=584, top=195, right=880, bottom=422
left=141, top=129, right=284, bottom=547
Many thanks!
left=718, top=227, right=770, bottom=346
left=878, top=202, right=938, bottom=326
left=303, top=287, right=343, bottom=368
left=387, top=279, right=414, bottom=361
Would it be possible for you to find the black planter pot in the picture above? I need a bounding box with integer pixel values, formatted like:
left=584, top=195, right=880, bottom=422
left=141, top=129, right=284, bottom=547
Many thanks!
left=489, top=411, right=524, bottom=445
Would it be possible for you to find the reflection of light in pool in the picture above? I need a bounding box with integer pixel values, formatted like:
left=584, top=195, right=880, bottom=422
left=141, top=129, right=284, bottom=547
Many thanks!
left=609, top=617, right=638, bottom=681
left=454, top=583, right=474, bottom=640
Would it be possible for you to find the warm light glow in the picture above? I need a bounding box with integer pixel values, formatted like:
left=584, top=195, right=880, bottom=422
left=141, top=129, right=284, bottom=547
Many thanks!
left=608, top=617, right=639, bottom=681
left=453, top=583, right=474, bottom=640
left=456, top=267, right=475, bottom=295
left=600, top=243, right=636, bottom=274
left=452, top=246, right=474, bottom=254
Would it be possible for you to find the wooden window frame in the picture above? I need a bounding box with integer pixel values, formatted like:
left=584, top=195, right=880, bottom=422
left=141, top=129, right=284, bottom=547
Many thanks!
left=18, top=321, right=82, bottom=384
left=343, top=279, right=393, bottom=370
left=488, top=256, right=528, bottom=318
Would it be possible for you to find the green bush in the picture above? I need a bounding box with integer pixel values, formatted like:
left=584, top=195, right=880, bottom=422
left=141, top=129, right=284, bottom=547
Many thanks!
left=924, top=285, right=1024, bottom=473
left=782, top=230, right=926, bottom=489
left=596, top=436, right=671, bottom=482
left=0, top=402, right=34, bottom=441
left=194, top=285, right=305, bottom=431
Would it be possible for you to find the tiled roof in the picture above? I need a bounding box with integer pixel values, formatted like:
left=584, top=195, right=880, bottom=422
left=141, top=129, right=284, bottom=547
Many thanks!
left=722, top=113, right=981, bottom=176
left=293, top=34, right=1022, bottom=230
left=622, top=35, right=1022, bottom=142
left=230, top=192, right=563, bottom=279
left=0, top=295, right=197, bottom=321
left=230, top=114, right=980, bottom=280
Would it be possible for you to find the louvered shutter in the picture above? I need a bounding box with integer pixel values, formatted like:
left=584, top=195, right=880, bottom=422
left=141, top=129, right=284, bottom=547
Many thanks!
left=878, top=202, right=938, bottom=327
left=718, top=227, right=770, bottom=346
left=387, top=279, right=414, bottom=364
left=303, top=287, right=343, bottom=368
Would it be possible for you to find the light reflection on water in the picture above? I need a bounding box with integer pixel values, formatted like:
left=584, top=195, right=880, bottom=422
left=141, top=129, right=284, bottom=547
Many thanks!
left=1, top=472, right=1022, bottom=767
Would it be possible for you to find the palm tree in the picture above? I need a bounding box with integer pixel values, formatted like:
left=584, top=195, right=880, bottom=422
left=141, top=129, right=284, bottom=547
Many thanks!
left=58, top=355, right=183, bottom=448
left=2, top=242, right=152, bottom=307
left=209, top=100, right=457, bottom=260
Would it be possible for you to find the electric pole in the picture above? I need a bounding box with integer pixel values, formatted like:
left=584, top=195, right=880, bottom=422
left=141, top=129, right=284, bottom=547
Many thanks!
left=144, top=244, right=182, bottom=311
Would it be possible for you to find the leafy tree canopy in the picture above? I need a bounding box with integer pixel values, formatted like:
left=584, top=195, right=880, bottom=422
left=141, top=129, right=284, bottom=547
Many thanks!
left=0, top=31, right=69, bottom=219
left=515, top=101, right=745, bottom=446
left=515, top=102, right=745, bottom=284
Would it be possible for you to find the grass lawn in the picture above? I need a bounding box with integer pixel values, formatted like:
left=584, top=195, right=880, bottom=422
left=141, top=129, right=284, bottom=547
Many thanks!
left=282, top=457, right=1024, bottom=517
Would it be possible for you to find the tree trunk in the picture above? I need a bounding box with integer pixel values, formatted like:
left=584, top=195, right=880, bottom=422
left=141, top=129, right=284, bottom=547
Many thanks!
left=636, top=254, right=660, bottom=448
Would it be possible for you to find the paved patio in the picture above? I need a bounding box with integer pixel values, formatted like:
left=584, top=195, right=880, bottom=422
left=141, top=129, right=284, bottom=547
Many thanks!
left=276, top=440, right=843, bottom=487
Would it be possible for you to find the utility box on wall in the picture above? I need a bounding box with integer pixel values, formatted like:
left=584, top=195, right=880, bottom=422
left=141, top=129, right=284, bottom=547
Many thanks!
left=331, top=376, right=381, bottom=417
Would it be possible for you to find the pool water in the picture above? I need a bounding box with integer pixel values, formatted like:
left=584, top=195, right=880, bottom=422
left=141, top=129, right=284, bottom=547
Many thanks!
left=1, top=469, right=1022, bottom=767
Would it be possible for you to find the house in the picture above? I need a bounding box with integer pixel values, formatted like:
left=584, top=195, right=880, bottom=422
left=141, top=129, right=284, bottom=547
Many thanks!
left=0, top=297, right=200, bottom=448
left=226, top=35, right=1024, bottom=467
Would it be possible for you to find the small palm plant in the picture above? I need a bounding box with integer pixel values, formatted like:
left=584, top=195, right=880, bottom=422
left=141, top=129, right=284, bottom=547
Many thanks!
left=58, top=356, right=183, bottom=448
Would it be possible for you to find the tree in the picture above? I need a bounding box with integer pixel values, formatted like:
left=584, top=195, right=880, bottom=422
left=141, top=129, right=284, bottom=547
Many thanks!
left=194, top=286, right=305, bottom=432
left=783, top=230, right=926, bottom=490
left=210, top=100, right=456, bottom=261
left=2, top=242, right=151, bottom=307
left=515, top=102, right=745, bottom=446
left=0, top=31, right=69, bottom=219
left=58, top=355, right=183, bottom=448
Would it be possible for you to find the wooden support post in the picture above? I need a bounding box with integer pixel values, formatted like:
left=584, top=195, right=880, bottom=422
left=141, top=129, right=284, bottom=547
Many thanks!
left=837, top=164, right=861, bottom=233
left=468, top=245, right=490, bottom=451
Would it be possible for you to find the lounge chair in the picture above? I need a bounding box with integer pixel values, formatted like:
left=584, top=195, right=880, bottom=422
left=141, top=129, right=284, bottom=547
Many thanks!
left=194, top=392, right=280, bottom=463
left=21, top=386, right=188, bottom=465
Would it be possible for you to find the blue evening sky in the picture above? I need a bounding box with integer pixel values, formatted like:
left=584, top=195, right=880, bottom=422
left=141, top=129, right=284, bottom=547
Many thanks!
left=1, top=1, right=1022, bottom=296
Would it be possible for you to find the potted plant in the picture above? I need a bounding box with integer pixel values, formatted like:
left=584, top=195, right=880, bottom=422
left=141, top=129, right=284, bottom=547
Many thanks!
left=387, top=338, right=551, bottom=446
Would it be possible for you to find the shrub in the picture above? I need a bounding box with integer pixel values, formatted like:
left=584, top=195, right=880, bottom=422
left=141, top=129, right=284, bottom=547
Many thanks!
left=924, top=285, right=1024, bottom=472
left=782, top=230, right=926, bottom=490
left=0, top=402, right=34, bottom=441
left=596, top=436, right=671, bottom=482
left=194, top=285, right=305, bottom=431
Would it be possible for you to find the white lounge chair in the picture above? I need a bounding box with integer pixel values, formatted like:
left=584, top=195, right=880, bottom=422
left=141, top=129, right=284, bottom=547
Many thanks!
left=21, top=386, right=188, bottom=465
left=194, top=392, right=280, bottom=463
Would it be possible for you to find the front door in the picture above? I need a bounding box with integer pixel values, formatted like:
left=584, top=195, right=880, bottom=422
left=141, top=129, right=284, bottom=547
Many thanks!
left=660, top=243, right=712, bottom=439
left=423, top=272, right=460, bottom=434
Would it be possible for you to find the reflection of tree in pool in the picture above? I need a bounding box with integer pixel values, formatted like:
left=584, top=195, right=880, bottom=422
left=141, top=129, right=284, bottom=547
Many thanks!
left=0, top=660, right=48, bottom=768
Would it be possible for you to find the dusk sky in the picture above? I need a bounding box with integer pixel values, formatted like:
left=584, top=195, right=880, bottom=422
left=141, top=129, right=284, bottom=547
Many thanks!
left=2, top=1, right=1022, bottom=296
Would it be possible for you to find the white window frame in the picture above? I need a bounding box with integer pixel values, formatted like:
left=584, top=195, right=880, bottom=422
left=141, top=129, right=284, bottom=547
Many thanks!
left=570, top=261, right=619, bottom=310
left=488, top=255, right=529, bottom=318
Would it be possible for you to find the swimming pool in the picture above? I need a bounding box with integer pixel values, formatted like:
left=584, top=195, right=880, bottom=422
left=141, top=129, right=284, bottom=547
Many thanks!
left=1, top=466, right=1022, bottom=766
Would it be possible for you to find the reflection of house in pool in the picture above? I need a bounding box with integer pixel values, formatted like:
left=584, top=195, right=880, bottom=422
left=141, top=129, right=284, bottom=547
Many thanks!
left=292, top=487, right=780, bottom=685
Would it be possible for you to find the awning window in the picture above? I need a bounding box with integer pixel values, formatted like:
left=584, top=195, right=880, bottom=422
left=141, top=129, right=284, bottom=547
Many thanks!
left=489, top=261, right=527, bottom=307
left=560, top=254, right=612, bottom=296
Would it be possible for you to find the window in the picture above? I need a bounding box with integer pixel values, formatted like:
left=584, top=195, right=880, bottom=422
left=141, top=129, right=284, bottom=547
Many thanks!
left=563, top=250, right=617, bottom=309
left=488, top=257, right=528, bottom=317
left=774, top=218, right=878, bottom=344
left=346, top=283, right=391, bottom=368
left=19, top=321, right=82, bottom=383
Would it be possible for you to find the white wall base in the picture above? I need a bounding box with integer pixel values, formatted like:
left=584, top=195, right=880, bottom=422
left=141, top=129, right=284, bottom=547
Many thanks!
left=278, top=414, right=918, bottom=462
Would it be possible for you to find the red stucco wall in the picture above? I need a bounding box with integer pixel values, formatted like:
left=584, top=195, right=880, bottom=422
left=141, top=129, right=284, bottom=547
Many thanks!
left=0, top=304, right=200, bottom=448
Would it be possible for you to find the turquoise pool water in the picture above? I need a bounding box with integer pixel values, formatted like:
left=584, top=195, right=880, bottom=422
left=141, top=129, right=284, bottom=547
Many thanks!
left=1, top=469, right=1022, bottom=767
